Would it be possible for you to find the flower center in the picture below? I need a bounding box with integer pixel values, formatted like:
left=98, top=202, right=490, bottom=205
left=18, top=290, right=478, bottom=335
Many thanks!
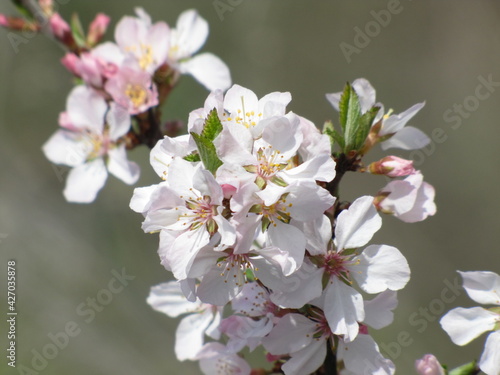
left=125, top=84, right=147, bottom=109
left=217, top=254, right=253, bottom=287
left=321, top=251, right=359, bottom=284
left=138, top=43, right=154, bottom=70
left=179, top=191, right=217, bottom=232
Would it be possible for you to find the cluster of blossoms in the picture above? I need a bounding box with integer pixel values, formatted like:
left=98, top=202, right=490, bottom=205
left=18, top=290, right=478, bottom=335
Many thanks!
left=7, top=2, right=231, bottom=202
left=4, top=3, right=498, bottom=374
left=131, top=79, right=437, bottom=374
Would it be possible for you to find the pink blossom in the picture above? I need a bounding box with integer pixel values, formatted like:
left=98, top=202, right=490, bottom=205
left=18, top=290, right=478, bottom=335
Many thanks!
left=104, top=66, right=158, bottom=114
left=368, top=156, right=416, bottom=177
left=49, top=13, right=72, bottom=43
left=87, top=13, right=110, bottom=46
left=415, top=354, right=445, bottom=375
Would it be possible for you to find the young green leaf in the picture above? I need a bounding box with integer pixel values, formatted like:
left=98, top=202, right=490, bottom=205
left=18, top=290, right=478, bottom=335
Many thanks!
left=339, top=83, right=363, bottom=152
left=323, top=121, right=345, bottom=152
left=183, top=152, right=201, bottom=163
left=448, top=361, right=478, bottom=375
left=70, top=13, right=86, bottom=48
left=200, top=108, right=223, bottom=141
left=351, top=105, right=380, bottom=152
left=190, top=132, right=223, bottom=175
left=12, top=0, right=33, bottom=20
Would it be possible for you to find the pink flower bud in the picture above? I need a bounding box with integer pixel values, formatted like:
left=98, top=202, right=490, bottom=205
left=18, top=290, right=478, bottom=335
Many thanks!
left=368, top=156, right=416, bottom=177
left=49, top=13, right=70, bottom=40
left=87, top=13, right=110, bottom=46
left=61, top=53, right=79, bottom=75
left=415, top=354, right=445, bottom=375
left=0, top=14, right=39, bottom=31
left=0, top=14, right=8, bottom=27
left=221, top=184, right=237, bottom=199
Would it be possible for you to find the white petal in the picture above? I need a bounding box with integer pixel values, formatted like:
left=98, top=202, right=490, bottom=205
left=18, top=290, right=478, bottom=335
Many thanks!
left=174, top=9, right=208, bottom=56
left=323, top=279, right=364, bottom=342
left=261, top=313, right=314, bottom=355
left=335, top=196, right=381, bottom=250
left=180, top=53, right=231, bottom=91
left=197, top=266, right=243, bottom=306
left=67, top=85, right=107, bottom=132
left=352, top=245, right=410, bottom=294
left=282, top=338, right=327, bottom=375
left=479, top=331, right=500, bottom=375
left=129, top=184, right=159, bottom=213
left=175, top=309, right=213, bottom=361
left=147, top=281, right=202, bottom=318
left=338, top=334, right=395, bottom=375
left=267, top=221, right=306, bottom=274
left=363, top=290, right=398, bottom=329
left=380, top=102, right=425, bottom=135
left=168, top=228, right=210, bottom=280
left=381, top=126, right=430, bottom=150
left=440, top=307, right=497, bottom=345
left=42, top=130, right=90, bottom=167
left=459, top=270, right=500, bottom=305
left=106, top=103, right=131, bottom=140
left=63, top=159, right=108, bottom=203
left=352, top=78, right=377, bottom=113
left=107, top=146, right=140, bottom=184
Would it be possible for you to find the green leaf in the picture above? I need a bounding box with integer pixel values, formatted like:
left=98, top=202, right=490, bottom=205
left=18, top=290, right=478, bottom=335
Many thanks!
left=70, top=13, right=86, bottom=48
left=351, top=105, right=380, bottom=152
left=323, top=121, right=345, bottom=152
left=448, top=361, right=478, bottom=375
left=338, top=82, right=364, bottom=152
left=12, top=0, right=33, bottom=20
left=183, top=152, right=201, bottom=162
left=200, top=108, right=223, bottom=141
left=190, top=132, right=223, bottom=175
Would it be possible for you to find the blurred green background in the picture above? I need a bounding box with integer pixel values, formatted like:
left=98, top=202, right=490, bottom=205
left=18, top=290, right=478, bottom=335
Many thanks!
left=1, top=1, right=500, bottom=374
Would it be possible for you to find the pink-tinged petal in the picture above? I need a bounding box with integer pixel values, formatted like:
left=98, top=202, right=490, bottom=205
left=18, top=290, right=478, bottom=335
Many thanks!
left=479, top=331, right=500, bottom=375
left=415, top=354, right=445, bottom=375
left=42, top=130, right=90, bottom=167
left=196, top=343, right=251, bottom=375
left=129, top=184, right=160, bottom=213
left=63, top=158, right=108, bottom=203
left=378, top=173, right=423, bottom=216
left=213, top=123, right=254, bottom=165
left=166, top=157, right=198, bottom=196
left=107, top=146, right=140, bottom=184
left=87, top=13, right=110, bottom=46
left=335, top=195, right=382, bottom=251
left=259, top=91, right=291, bottom=117
left=325, top=92, right=342, bottom=112
left=381, top=125, right=431, bottom=150
left=440, top=307, right=497, bottom=345
left=115, top=16, right=145, bottom=51
left=267, top=221, right=306, bottom=274
left=338, top=334, right=395, bottom=375
left=169, top=228, right=211, bottom=280
left=323, top=278, right=364, bottom=342
left=262, top=313, right=315, bottom=355
left=253, top=258, right=323, bottom=309
left=179, top=53, right=231, bottom=91
left=299, top=215, right=332, bottom=256
left=284, top=153, right=336, bottom=183
left=224, top=85, right=259, bottom=115
left=66, top=86, right=107, bottom=132
left=197, top=266, right=243, bottom=306
left=193, top=169, right=224, bottom=204
left=175, top=309, right=214, bottom=361
left=459, top=270, right=500, bottom=306
left=213, top=216, right=236, bottom=249
left=352, top=245, right=410, bottom=294
left=380, top=102, right=425, bottom=135
left=398, top=181, right=436, bottom=223
left=352, top=78, right=377, bottom=113
left=282, top=338, right=327, bottom=375
left=281, top=182, right=335, bottom=222
left=106, top=103, right=131, bottom=140
left=92, top=41, right=125, bottom=68
left=363, top=290, right=398, bottom=329
left=174, top=9, right=209, bottom=56
left=148, top=21, right=170, bottom=69
left=147, top=281, right=202, bottom=318
left=261, top=115, right=302, bottom=158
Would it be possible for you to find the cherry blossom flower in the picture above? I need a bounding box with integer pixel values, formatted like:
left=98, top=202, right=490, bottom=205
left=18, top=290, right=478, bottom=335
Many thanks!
left=114, top=7, right=170, bottom=74
left=195, top=342, right=251, bottom=375
left=326, top=78, right=430, bottom=151
left=43, top=86, right=139, bottom=203
left=415, top=354, right=445, bottom=375
left=440, top=271, right=500, bottom=375
left=147, top=281, right=221, bottom=361
left=168, top=9, right=231, bottom=91
left=375, top=172, right=436, bottom=223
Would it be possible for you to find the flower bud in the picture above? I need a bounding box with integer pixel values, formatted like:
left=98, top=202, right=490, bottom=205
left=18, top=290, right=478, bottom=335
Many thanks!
left=368, top=156, right=416, bottom=177
left=87, top=13, right=110, bottom=47
left=415, top=354, right=445, bottom=375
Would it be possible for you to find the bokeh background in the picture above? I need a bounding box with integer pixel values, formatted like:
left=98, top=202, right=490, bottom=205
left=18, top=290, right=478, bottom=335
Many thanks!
left=1, top=1, right=500, bottom=374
